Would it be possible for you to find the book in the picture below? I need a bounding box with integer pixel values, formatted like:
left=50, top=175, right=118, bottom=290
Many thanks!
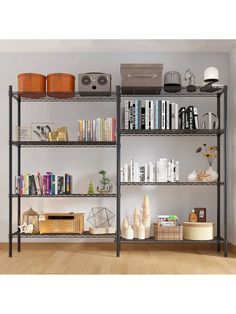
left=161, top=100, right=166, bottom=129
left=193, top=107, right=199, bottom=129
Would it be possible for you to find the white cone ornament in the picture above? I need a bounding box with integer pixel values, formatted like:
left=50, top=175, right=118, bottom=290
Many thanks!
left=137, top=221, right=145, bottom=240
left=125, top=224, right=134, bottom=240
left=133, top=208, right=139, bottom=238
left=121, top=217, right=128, bottom=238
left=142, top=194, right=151, bottom=238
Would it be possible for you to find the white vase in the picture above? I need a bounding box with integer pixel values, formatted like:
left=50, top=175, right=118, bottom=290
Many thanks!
left=138, top=222, right=145, bottom=240
left=121, top=218, right=128, bottom=238
left=125, top=225, right=134, bottom=240
left=188, top=170, right=197, bottom=182
left=133, top=223, right=139, bottom=238
left=206, top=166, right=218, bottom=182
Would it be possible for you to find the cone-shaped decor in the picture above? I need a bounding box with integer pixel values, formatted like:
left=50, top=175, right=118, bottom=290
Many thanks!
left=142, top=194, right=151, bottom=238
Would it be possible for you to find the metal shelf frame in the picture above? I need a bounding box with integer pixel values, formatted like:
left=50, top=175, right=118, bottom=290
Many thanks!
left=117, top=85, right=228, bottom=257
left=8, top=86, right=120, bottom=257
left=9, top=85, right=228, bottom=258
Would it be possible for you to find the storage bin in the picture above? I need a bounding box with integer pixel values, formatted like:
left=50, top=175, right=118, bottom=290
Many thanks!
left=39, top=213, right=84, bottom=234
left=120, top=63, right=163, bottom=94
left=154, top=224, right=183, bottom=241
left=18, top=73, right=46, bottom=99
left=183, top=222, right=213, bottom=240
left=47, top=73, right=75, bottom=98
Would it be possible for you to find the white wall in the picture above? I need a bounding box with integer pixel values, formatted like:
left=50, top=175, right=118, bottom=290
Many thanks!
left=0, top=52, right=229, bottom=242
left=229, top=47, right=236, bottom=245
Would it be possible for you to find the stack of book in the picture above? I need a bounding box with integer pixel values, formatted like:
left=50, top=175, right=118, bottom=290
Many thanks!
left=121, top=158, right=179, bottom=183
left=15, top=172, right=73, bottom=196
left=123, top=99, right=199, bottom=130
left=78, top=117, right=116, bottom=141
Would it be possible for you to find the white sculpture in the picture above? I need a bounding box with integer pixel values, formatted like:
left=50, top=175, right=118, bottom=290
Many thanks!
left=125, top=224, right=134, bottom=240
left=185, top=68, right=196, bottom=86
left=133, top=208, right=140, bottom=238
left=142, top=194, right=151, bottom=238
left=121, top=217, right=129, bottom=238
left=19, top=223, right=34, bottom=234
left=188, top=170, right=198, bottom=182
left=137, top=221, right=145, bottom=240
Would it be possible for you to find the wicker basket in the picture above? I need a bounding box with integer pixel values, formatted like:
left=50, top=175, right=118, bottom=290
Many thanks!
left=154, top=224, right=183, bottom=241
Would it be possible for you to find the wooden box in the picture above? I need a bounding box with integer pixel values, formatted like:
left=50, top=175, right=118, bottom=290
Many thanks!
left=183, top=222, right=213, bottom=240
left=39, top=213, right=84, bottom=234
left=154, top=224, right=183, bottom=241
left=120, top=64, right=163, bottom=94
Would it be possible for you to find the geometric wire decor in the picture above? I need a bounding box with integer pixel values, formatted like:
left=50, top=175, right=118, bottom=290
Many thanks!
left=87, top=207, right=115, bottom=228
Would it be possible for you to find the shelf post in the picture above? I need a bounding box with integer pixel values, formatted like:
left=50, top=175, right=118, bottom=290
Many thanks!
left=217, top=93, right=221, bottom=252
left=17, top=96, right=21, bottom=252
left=9, top=86, right=13, bottom=257
left=224, top=86, right=228, bottom=257
left=116, top=86, right=121, bottom=257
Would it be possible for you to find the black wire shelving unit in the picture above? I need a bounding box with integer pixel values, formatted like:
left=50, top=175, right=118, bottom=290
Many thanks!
left=9, top=85, right=228, bottom=258
left=116, top=85, right=228, bottom=257
left=8, top=87, right=121, bottom=257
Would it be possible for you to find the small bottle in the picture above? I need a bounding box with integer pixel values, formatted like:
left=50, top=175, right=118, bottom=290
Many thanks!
left=189, top=210, right=198, bottom=222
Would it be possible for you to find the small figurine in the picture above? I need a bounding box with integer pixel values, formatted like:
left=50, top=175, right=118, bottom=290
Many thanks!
left=19, top=223, right=34, bottom=234
left=97, top=170, right=113, bottom=194
left=185, top=68, right=196, bottom=92
left=87, top=180, right=95, bottom=194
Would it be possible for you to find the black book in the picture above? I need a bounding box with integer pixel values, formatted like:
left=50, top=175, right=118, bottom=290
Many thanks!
left=169, top=102, right=172, bottom=130
left=31, top=175, right=37, bottom=195
left=185, top=107, right=190, bottom=129
left=141, top=106, right=145, bottom=129
left=179, top=107, right=186, bottom=129
left=188, top=106, right=194, bottom=129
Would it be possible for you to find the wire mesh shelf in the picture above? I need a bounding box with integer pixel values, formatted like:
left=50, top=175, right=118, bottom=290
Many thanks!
left=120, top=129, right=224, bottom=136
left=120, top=236, right=223, bottom=244
left=11, top=193, right=117, bottom=198
left=11, top=141, right=116, bottom=147
left=121, top=182, right=224, bottom=186
left=12, top=231, right=116, bottom=238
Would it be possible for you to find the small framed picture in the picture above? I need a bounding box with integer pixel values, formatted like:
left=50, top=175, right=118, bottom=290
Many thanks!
left=16, top=127, right=32, bottom=141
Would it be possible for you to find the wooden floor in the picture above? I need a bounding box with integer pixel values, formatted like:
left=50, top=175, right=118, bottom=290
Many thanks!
left=1, top=245, right=236, bottom=274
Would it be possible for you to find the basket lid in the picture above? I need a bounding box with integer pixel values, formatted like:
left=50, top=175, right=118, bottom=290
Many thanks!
left=17, top=73, right=46, bottom=78
left=120, top=63, right=163, bottom=69
left=183, top=222, right=213, bottom=227
left=47, top=73, right=75, bottom=79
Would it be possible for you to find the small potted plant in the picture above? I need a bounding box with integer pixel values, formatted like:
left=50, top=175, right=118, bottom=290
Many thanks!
left=196, top=144, right=218, bottom=182
left=97, top=170, right=113, bottom=194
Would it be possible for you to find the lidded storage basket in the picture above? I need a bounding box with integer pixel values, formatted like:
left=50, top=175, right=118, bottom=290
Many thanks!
left=154, top=224, right=183, bottom=241
left=18, top=73, right=46, bottom=99
left=47, top=73, right=75, bottom=98
left=183, top=222, right=213, bottom=240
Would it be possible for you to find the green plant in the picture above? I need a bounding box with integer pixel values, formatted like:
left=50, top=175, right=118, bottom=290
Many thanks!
left=99, top=170, right=111, bottom=186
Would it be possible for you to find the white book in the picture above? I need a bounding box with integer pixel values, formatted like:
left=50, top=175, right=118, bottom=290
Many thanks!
left=144, top=164, right=148, bottom=182
left=167, top=161, right=171, bottom=182
left=124, top=164, right=128, bottom=182
left=170, top=159, right=175, bottom=182
left=130, top=159, right=134, bottom=182
left=134, top=161, right=140, bottom=182
left=125, top=100, right=129, bottom=129
left=156, top=161, right=160, bottom=182
left=145, top=100, right=150, bottom=130
left=55, top=175, right=58, bottom=195
left=161, top=100, right=166, bottom=129
left=159, top=158, right=168, bottom=182
left=120, top=167, right=124, bottom=183
left=172, top=103, right=179, bottom=130
left=34, top=172, right=41, bottom=195
left=150, top=100, right=155, bottom=130
left=171, top=103, right=175, bottom=129
left=149, top=162, right=154, bottom=182
left=166, top=100, right=170, bottom=130
left=175, top=161, right=179, bottom=181
left=193, top=107, right=199, bottom=129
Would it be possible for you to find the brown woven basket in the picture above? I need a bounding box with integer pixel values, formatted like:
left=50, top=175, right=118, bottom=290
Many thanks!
left=154, top=224, right=183, bottom=241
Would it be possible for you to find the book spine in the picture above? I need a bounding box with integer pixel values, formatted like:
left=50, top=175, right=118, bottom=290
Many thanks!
left=120, top=167, right=124, bottom=183
left=149, top=162, right=154, bottom=182
left=138, top=100, right=142, bottom=129
left=189, top=106, right=194, bottom=129
left=156, top=161, right=160, bottom=182
left=166, top=100, right=170, bottom=130
left=179, top=107, right=185, bottom=129
left=141, top=106, right=145, bottom=129
left=124, top=164, right=128, bottom=182
left=145, top=100, right=149, bottom=130
left=150, top=100, right=154, bottom=130
left=144, top=164, right=148, bottom=182
left=69, top=175, right=72, bottom=194
left=161, top=100, right=166, bottom=129
left=140, top=166, right=145, bottom=182
left=175, top=161, right=179, bottom=182
left=193, top=107, right=199, bottom=129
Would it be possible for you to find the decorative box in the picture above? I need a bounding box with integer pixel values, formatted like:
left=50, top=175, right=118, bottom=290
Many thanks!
left=120, top=63, right=163, bottom=93
left=39, top=213, right=84, bottom=234
left=154, top=224, right=183, bottom=240
left=183, top=222, right=213, bottom=240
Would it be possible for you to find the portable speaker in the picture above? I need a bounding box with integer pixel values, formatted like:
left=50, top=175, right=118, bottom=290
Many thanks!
left=78, top=72, right=112, bottom=96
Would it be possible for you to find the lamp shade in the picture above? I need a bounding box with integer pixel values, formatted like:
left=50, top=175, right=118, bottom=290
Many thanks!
left=204, top=67, right=219, bottom=82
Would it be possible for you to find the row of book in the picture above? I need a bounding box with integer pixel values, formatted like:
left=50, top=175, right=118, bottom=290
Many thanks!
left=120, top=158, right=180, bottom=183
left=123, top=99, right=200, bottom=130
left=78, top=117, right=116, bottom=142
left=157, top=215, right=179, bottom=226
left=15, top=172, right=73, bottom=195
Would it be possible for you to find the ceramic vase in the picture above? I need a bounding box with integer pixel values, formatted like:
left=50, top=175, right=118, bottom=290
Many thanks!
left=121, top=217, right=128, bottom=238
left=138, top=222, right=145, bottom=240
left=206, top=166, right=218, bottom=182
left=125, top=224, right=134, bottom=240
left=188, top=170, right=197, bottom=182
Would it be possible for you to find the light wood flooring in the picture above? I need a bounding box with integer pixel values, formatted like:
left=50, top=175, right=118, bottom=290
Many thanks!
left=0, top=244, right=236, bottom=274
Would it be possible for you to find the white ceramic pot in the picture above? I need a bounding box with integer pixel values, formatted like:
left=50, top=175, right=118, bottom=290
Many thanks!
left=138, top=222, right=145, bottom=240
left=125, top=225, right=134, bottom=240
left=188, top=170, right=197, bottom=182
left=206, top=166, right=218, bottom=182
left=121, top=218, right=128, bottom=238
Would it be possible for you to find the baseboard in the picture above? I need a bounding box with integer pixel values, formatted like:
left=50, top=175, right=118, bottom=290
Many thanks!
left=0, top=241, right=227, bottom=251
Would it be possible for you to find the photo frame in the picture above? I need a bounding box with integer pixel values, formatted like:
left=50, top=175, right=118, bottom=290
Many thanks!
left=16, top=127, right=32, bottom=141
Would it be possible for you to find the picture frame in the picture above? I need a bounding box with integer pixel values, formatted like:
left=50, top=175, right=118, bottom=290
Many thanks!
left=16, top=126, right=32, bottom=141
